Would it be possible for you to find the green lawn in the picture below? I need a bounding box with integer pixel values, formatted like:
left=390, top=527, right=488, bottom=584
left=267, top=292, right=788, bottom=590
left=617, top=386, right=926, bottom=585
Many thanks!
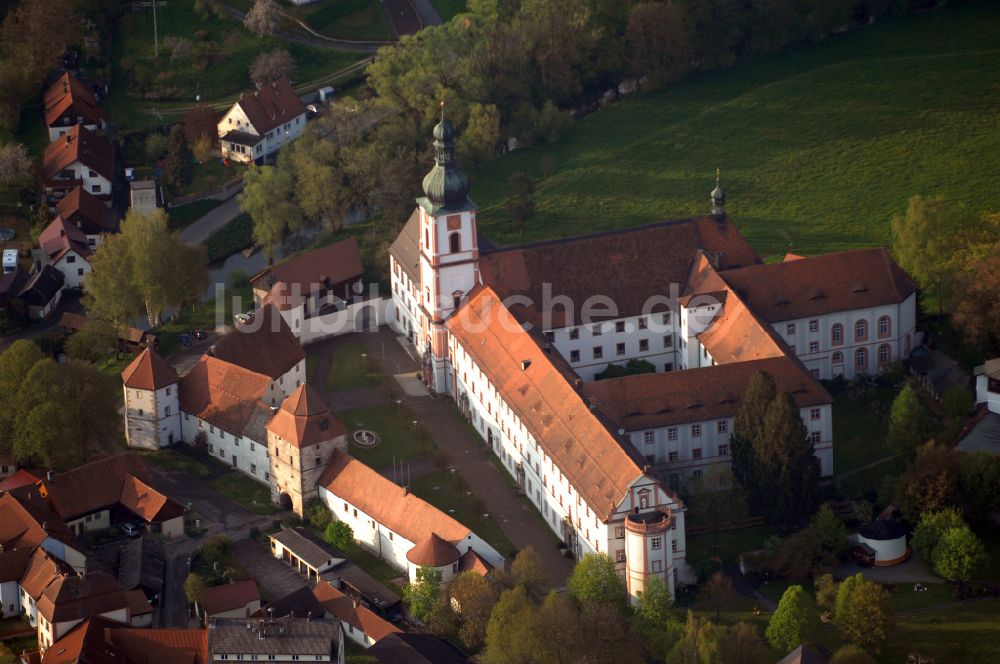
left=324, top=338, right=383, bottom=391
left=206, top=213, right=254, bottom=263
left=338, top=403, right=436, bottom=468
left=433, top=0, right=467, bottom=22
left=157, top=282, right=253, bottom=356
left=410, top=469, right=514, bottom=557
left=345, top=640, right=379, bottom=664
left=210, top=471, right=279, bottom=515
left=686, top=524, right=779, bottom=570
left=831, top=385, right=897, bottom=475
left=167, top=198, right=225, bottom=229
left=108, top=0, right=360, bottom=112
left=468, top=1, right=1000, bottom=259
left=293, top=0, right=392, bottom=41
left=881, top=599, right=1000, bottom=663
left=137, top=448, right=212, bottom=479
left=172, top=159, right=242, bottom=201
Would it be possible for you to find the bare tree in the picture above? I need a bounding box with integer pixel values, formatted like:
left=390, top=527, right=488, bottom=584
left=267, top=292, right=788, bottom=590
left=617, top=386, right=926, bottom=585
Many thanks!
left=249, top=48, right=295, bottom=88
left=0, top=142, right=30, bottom=184
left=244, top=0, right=281, bottom=37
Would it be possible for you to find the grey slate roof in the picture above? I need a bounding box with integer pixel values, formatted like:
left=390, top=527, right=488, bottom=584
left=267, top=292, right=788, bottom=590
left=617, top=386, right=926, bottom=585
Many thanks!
left=208, top=617, right=340, bottom=655
left=956, top=412, right=1000, bottom=455
left=271, top=528, right=344, bottom=570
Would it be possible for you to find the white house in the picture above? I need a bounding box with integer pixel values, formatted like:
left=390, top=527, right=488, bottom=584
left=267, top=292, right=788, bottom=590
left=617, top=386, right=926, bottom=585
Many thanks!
left=42, top=125, right=115, bottom=206
left=217, top=77, right=307, bottom=163
left=318, top=449, right=505, bottom=583
left=37, top=216, right=91, bottom=290
left=122, top=348, right=182, bottom=449
left=43, top=73, right=108, bottom=142
left=975, top=359, right=1000, bottom=415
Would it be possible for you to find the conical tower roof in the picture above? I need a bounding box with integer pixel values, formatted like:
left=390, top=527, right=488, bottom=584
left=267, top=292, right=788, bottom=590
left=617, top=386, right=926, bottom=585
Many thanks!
left=121, top=348, right=178, bottom=391
left=267, top=384, right=346, bottom=448
left=406, top=532, right=461, bottom=567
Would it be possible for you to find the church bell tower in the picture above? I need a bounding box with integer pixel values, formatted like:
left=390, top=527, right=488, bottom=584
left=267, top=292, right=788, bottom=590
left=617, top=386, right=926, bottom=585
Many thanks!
left=416, top=103, right=480, bottom=393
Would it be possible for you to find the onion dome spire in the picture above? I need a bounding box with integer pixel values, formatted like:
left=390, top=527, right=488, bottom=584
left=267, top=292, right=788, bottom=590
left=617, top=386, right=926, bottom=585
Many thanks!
left=711, top=167, right=726, bottom=216
left=421, top=101, right=470, bottom=212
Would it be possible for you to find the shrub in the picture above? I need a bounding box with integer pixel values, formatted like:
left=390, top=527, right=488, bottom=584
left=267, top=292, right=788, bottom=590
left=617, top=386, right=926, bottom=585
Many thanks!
left=206, top=214, right=254, bottom=262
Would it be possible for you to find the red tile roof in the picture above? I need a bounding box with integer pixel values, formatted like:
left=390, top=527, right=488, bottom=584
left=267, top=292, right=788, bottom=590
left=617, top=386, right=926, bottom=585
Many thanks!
left=234, top=77, right=307, bottom=135
left=319, top=450, right=471, bottom=546
left=209, top=304, right=305, bottom=380
left=107, top=628, right=209, bottom=664
left=36, top=571, right=131, bottom=623
left=44, top=74, right=107, bottom=129
left=0, top=468, right=41, bottom=493
left=178, top=355, right=276, bottom=440
left=200, top=578, right=260, bottom=616
left=456, top=549, right=493, bottom=577
left=39, top=216, right=92, bottom=264
left=252, top=238, right=363, bottom=297
left=477, top=216, right=761, bottom=328
left=40, top=617, right=127, bottom=664
left=312, top=581, right=401, bottom=643
left=720, top=248, right=917, bottom=322
left=43, top=125, right=115, bottom=183
left=124, top=589, right=153, bottom=616
left=583, top=357, right=831, bottom=430
left=266, top=384, right=346, bottom=448
left=118, top=475, right=185, bottom=523
left=18, top=548, right=72, bottom=599
left=406, top=533, right=460, bottom=567
left=54, top=187, right=116, bottom=235
left=446, top=286, right=660, bottom=520
left=121, top=348, right=178, bottom=390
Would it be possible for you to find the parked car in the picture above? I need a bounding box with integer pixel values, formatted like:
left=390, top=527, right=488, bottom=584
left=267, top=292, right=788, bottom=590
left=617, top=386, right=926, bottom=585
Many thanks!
left=121, top=522, right=142, bottom=537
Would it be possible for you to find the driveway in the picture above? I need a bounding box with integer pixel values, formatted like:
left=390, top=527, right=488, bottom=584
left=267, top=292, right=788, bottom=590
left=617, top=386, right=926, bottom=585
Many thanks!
left=834, top=549, right=939, bottom=584
left=178, top=196, right=242, bottom=246
left=232, top=537, right=312, bottom=601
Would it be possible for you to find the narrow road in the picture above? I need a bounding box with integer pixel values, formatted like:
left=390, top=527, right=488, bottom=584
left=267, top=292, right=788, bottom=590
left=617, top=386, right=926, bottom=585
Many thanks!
left=217, top=1, right=387, bottom=52
left=178, top=196, right=242, bottom=246
left=408, top=0, right=443, bottom=28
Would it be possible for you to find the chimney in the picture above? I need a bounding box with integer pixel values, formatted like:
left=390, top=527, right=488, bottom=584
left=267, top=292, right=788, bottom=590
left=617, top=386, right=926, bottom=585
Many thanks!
left=402, top=486, right=408, bottom=496
left=715, top=251, right=726, bottom=269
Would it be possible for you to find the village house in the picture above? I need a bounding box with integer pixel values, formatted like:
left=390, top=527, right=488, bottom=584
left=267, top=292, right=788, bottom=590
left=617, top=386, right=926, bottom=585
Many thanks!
left=252, top=239, right=377, bottom=343
left=43, top=73, right=108, bottom=143
left=217, top=77, right=307, bottom=164
left=208, top=617, right=345, bottom=664
left=129, top=179, right=163, bottom=216
left=37, top=216, right=91, bottom=290
left=976, top=358, right=1000, bottom=415
left=0, top=265, right=64, bottom=321
left=42, top=125, right=116, bottom=206
left=368, top=633, right=471, bottom=664
left=53, top=186, right=118, bottom=248
left=198, top=579, right=261, bottom=622
left=34, top=617, right=208, bottom=664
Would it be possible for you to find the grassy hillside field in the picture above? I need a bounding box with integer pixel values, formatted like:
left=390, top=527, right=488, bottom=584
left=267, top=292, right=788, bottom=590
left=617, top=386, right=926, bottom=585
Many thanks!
left=469, top=1, right=1000, bottom=259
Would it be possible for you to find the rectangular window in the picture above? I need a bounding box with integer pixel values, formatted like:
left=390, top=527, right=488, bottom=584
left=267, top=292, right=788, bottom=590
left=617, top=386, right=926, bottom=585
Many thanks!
left=809, top=431, right=822, bottom=444
left=638, top=318, right=648, bottom=330
left=544, top=331, right=554, bottom=342
left=664, top=362, right=673, bottom=372
left=786, top=323, right=796, bottom=335
left=66, top=255, right=76, bottom=264
left=592, top=324, right=603, bottom=336
left=592, top=346, right=603, bottom=359
left=615, top=526, right=625, bottom=539
left=251, top=464, right=256, bottom=474
left=651, top=537, right=662, bottom=550
left=718, top=443, right=729, bottom=456
left=616, top=343, right=626, bottom=356
left=615, top=550, right=626, bottom=562
left=809, top=320, right=819, bottom=332
left=570, top=350, right=580, bottom=363
left=639, top=339, right=649, bottom=352
left=717, top=420, right=727, bottom=434
left=810, top=408, right=821, bottom=420
left=615, top=321, right=625, bottom=333
left=663, top=335, right=673, bottom=348
left=667, top=427, right=677, bottom=441
left=91, top=184, right=101, bottom=193
left=569, top=328, right=579, bottom=340
left=691, top=424, right=702, bottom=437
left=692, top=448, right=702, bottom=460
left=668, top=451, right=679, bottom=462
left=643, top=431, right=655, bottom=445
left=165, top=406, right=171, bottom=416
left=671, top=540, right=678, bottom=553
left=809, top=341, right=819, bottom=353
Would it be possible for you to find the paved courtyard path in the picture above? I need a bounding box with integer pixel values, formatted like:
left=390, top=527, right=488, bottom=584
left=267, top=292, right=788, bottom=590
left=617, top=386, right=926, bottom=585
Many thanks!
left=308, top=328, right=576, bottom=585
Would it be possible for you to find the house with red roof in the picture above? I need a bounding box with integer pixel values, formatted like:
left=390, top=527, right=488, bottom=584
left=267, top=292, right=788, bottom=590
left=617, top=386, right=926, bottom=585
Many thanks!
left=198, top=579, right=261, bottom=622
left=42, top=126, right=115, bottom=207
left=37, top=216, right=92, bottom=290
left=43, top=73, right=108, bottom=143
left=121, top=348, right=181, bottom=450
left=217, top=77, right=307, bottom=164
left=53, top=186, right=118, bottom=247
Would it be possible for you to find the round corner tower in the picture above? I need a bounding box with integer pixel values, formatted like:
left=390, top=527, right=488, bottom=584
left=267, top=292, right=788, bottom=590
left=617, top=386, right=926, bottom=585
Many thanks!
left=624, top=507, right=673, bottom=601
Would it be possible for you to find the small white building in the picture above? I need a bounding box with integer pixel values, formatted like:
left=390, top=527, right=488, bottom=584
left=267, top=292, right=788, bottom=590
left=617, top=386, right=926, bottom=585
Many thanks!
left=42, top=125, right=115, bottom=206
left=852, top=519, right=909, bottom=566
left=217, top=77, right=307, bottom=163
left=37, top=216, right=92, bottom=290
left=43, top=73, right=108, bottom=142
left=122, top=348, right=182, bottom=450
left=975, top=359, right=1000, bottom=415
left=317, top=449, right=505, bottom=581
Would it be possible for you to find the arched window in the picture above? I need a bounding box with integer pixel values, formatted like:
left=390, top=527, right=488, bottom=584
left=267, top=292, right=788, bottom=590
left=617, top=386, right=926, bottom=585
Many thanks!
left=855, top=347, right=867, bottom=370
left=878, top=343, right=891, bottom=367
left=855, top=320, right=867, bottom=341
left=831, top=323, right=843, bottom=345
left=832, top=351, right=844, bottom=365
left=424, top=227, right=430, bottom=249
left=877, top=316, right=891, bottom=338
left=449, top=232, right=461, bottom=253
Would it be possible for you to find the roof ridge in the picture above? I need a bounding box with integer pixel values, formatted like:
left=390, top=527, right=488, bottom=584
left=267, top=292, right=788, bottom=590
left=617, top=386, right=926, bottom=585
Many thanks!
left=485, top=216, right=713, bottom=255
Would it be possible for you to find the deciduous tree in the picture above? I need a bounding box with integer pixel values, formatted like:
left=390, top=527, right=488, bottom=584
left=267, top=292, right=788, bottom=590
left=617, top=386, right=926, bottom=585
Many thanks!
left=953, top=241, right=1000, bottom=352
left=249, top=48, right=295, bottom=88
left=830, top=645, right=877, bottom=664
left=505, top=171, right=535, bottom=237
left=766, top=585, right=818, bottom=652
left=895, top=443, right=961, bottom=522
left=244, top=0, right=281, bottom=37
left=933, top=526, right=987, bottom=584
left=65, top=319, right=116, bottom=363
left=481, top=586, right=541, bottom=664
left=635, top=575, right=677, bottom=658
left=961, top=453, right=1000, bottom=520
left=625, top=2, right=693, bottom=86
left=403, top=567, right=441, bottom=622
left=886, top=383, right=934, bottom=457
left=911, top=508, right=965, bottom=560
left=448, top=571, right=499, bottom=649
left=721, top=622, right=769, bottom=664
left=668, top=611, right=726, bottom=664
left=240, top=165, right=302, bottom=259
left=833, top=574, right=894, bottom=652
left=84, top=233, right=143, bottom=348
left=323, top=521, right=353, bottom=549
left=567, top=553, right=625, bottom=609
left=163, top=125, right=194, bottom=190
left=0, top=141, right=30, bottom=184
left=507, top=546, right=549, bottom=602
